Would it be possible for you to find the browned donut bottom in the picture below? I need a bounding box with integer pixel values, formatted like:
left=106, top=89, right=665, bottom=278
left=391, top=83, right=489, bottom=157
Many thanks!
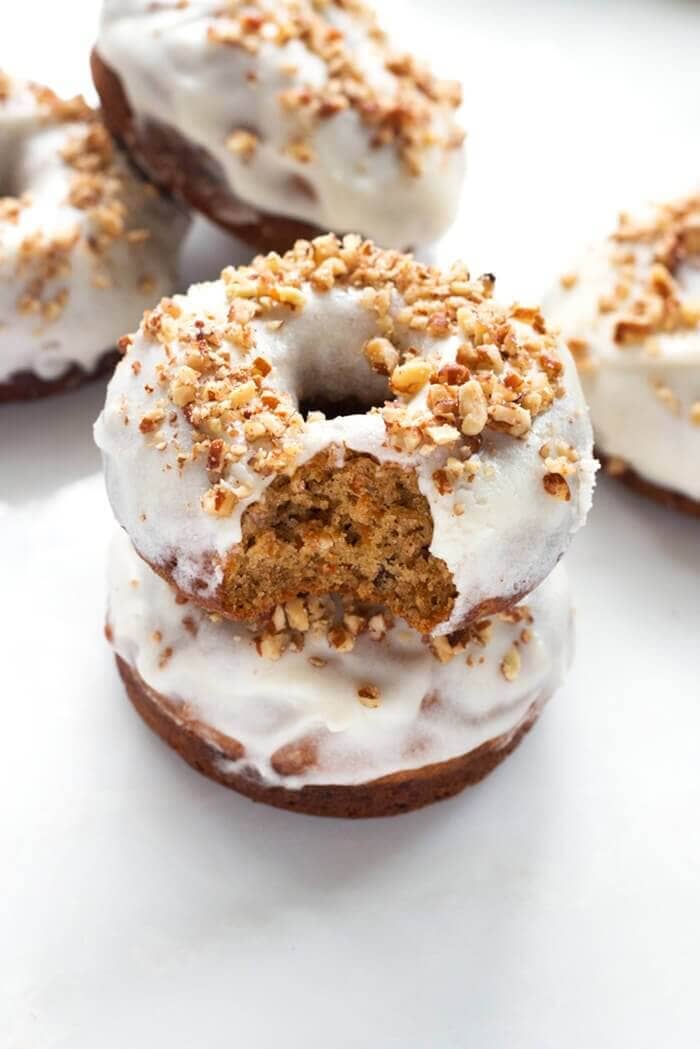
left=0, top=349, right=118, bottom=404
left=91, top=49, right=324, bottom=255
left=600, top=453, right=700, bottom=519
left=116, top=654, right=542, bottom=818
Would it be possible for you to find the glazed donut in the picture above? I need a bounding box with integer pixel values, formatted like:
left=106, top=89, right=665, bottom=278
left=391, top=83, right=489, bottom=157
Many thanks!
left=92, top=0, right=465, bottom=252
left=0, top=71, right=187, bottom=402
left=546, top=192, right=700, bottom=515
left=107, top=527, right=573, bottom=818
left=95, top=236, right=596, bottom=636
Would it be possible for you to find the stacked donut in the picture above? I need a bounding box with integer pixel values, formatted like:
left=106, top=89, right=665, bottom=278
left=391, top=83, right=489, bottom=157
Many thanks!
left=2, top=0, right=466, bottom=402
left=546, top=192, right=700, bottom=516
left=0, top=70, right=187, bottom=401
left=92, top=0, right=465, bottom=250
left=97, top=236, right=597, bottom=817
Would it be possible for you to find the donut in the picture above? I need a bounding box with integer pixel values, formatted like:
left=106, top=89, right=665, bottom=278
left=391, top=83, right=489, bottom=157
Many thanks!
left=546, top=192, right=700, bottom=515
left=95, top=236, right=597, bottom=636
left=0, top=71, right=187, bottom=402
left=91, top=0, right=465, bottom=252
left=107, top=527, right=573, bottom=818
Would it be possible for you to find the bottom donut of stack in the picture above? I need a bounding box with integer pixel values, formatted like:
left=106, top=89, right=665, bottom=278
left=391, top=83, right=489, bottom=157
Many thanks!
left=107, top=530, right=573, bottom=818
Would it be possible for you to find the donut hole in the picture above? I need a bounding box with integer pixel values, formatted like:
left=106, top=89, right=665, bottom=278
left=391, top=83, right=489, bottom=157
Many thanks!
left=0, top=148, right=26, bottom=197
left=272, top=286, right=394, bottom=420
left=298, top=389, right=389, bottom=420
left=0, top=126, right=68, bottom=201
left=295, top=354, right=391, bottom=421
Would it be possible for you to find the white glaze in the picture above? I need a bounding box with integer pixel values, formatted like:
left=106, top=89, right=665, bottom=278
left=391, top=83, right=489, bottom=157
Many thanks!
left=0, top=74, right=187, bottom=384
left=95, top=276, right=596, bottom=635
left=546, top=241, right=700, bottom=502
left=108, top=528, right=573, bottom=789
left=96, top=0, right=465, bottom=247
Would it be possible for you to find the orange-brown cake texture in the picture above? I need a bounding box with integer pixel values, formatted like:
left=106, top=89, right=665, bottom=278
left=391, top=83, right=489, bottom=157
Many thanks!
left=95, top=236, right=596, bottom=637
left=107, top=528, right=573, bottom=818
left=0, top=70, right=187, bottom=398
left=93, top=0, right=465, bottom=250
left=546, top=192, right=700, bottom=511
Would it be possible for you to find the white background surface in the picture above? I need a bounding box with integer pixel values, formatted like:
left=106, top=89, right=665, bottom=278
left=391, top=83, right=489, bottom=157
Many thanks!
left=1, top=2, right=699, bottom=1047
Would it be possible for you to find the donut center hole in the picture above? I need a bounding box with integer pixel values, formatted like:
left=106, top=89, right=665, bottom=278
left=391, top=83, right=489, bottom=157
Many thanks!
left=284, top=299, right=394, bottom=420
left=299, top=392, right=388, bottom=419
left=0, top=150, right=26, bottom=198
left=299, top=376, right=391, bottom=421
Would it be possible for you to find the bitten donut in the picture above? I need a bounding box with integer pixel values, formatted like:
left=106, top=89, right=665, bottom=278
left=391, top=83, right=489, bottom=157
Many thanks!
left=107, top=528, right=573, bottom=818
left=546, top=192, right=700, bottom=515
left=0, top=71, right=187, bottom=402
left=92, top=0, right=465, bottom=252
left=95, top=236, right=596, bottom=636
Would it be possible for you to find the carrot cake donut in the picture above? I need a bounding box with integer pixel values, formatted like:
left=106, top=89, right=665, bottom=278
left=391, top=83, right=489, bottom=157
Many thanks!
left=95, top=236, right=596, bottom=636
left=546, top=192, right=700, bottom=515
left=107, top=526, right=573, bottom=817
left=92, top=0, right=465, bottom=252
left=0, top=71, right=187, bottom=402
